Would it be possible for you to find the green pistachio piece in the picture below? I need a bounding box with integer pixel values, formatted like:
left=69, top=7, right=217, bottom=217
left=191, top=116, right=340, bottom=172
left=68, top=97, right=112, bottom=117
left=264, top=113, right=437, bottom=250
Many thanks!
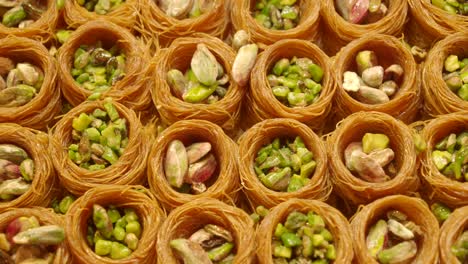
left=366, top=219, right=388, bottom=258
left=2, top=6, right=27, bottom=27
left=362, top=133, right=390, bottom=154
left=13, top=225, right=65, bottom=245
left=377, top=241, right=417, bottom=264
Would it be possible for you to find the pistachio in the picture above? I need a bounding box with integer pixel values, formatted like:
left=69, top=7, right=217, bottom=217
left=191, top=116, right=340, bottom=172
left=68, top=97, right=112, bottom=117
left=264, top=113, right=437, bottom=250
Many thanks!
left=365, top=2, right=388, bottom=23
left=232, top=44, right=258, bottom=87
left=19, top=158, right=34, bottom=181
left=383, top=64, right=404, bottom=83
left=0, top=159, right=21, bottom=180
left=93, top=204, right=113, bottom=239
left=362, top=133, right=390, bottom=154
left=208, top=243, right=234, bottom=262
left=260, top=167, right=292, bottom=191
left=377, top=241, right=417, bottom=264
left=367, top=148, right=394, bottom=167
left=0, top=178, right=30, bottom=196
left=170, top=239, right=212, bottom=264
left=356, top=85, right=390, bottom=104
left=2, top=5, right=26, bottom=27
left=343, top=71, right=361, bottom=92
left=379, top=80, right=398, bottom=96
left=204, top=225, right=233, bottom=243
left=348, top=0, right=370, bottom=24
left=186, top=142, right=212, bottom=164
left=185, top=153, right=217, bottom=184
left=0, top=144, right=28, bottom=164
left=16, top=63, right=40, bottom=86
left=253, top=0, right=299, bottom=30
left=90, top=48, right=112, bottom=65
left=191, top=44, right=218, bottom=86
left=344, top=142, right=363, bottom=171
left=366, top=219, right=388, bottom=257
left=387, top=219, right=414, bottom=240
left=432, top=150, right=452, bottom=171
left=6, top=69, right=21, bottom=88
left=167, top=69, right=188, bottom=98
left=356, top=50, right=378, bottom=74
left=166, top=0, right=194, bottom=18
left=164, top=140, right=188, bottom=188
left=232, top=30, right=249, bottom=51
left=13, top=225, right=65, bottom=246
left=349, top=151, right=388, bottom=182
left=445, top=55, right=460, bottom=73
left=362, top=66, right=384, bottom=87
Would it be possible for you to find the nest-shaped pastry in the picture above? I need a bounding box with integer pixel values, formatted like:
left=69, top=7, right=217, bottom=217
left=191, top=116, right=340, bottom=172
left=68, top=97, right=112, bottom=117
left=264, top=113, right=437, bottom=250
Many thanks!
left=326, top=111, right=419, bottom=205
left=350, top=195, right=439, bottom=263
left=238, top=118, right=331, bottom=208
left=321, top=0, right=408, bottom=55
left=156, top=197, right=255, bottom=263
left=406, top=0, right=468, bottom=50
left=147, top=119, right=240, bottom=211
left=151, top=34, right=243, bottom=133
left=0, top=36, right=61, bottom=130
left=0, top=123, right=56, bottom=213
left=420, top=112, right=468, bottom=207
left=230, top=0, right=320, bottom=47
left=137, top=0, right=229, bottom=48
left=421, top=32, right=468, bottom=116
left=0, top=207, right=72, bottom=263
left=50, top=100, right=149, bottom=196
left=64, top=0, right=139, bottom=29
left=57, top=20, right=151, bottom=112
left=439, top=205, right=468, bottom=264
left=0, top=0, right=59, bottom=43
left=256, top=198, right=354, bottom=263
left=66, top=185, right=165, bottom=264
left=243, top=39, right=335, bottom=131
left=333, top=34, right=420, bottom=124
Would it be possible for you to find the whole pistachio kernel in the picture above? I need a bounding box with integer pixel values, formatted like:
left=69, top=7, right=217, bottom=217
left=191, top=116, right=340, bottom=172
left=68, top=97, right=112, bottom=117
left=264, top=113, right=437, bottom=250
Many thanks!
left=269, top=56, right=323, bottom=107
left=69, top=102, right=128, bottom=170
left=432, top=131, right=468, bottom=181
left=71, top=42, right=126, bottom=92
left=254, top=136, right=316, bottom=192
left=252, top=0, right=300, bottom=30
left=367, top=211, right=420, bottom=264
